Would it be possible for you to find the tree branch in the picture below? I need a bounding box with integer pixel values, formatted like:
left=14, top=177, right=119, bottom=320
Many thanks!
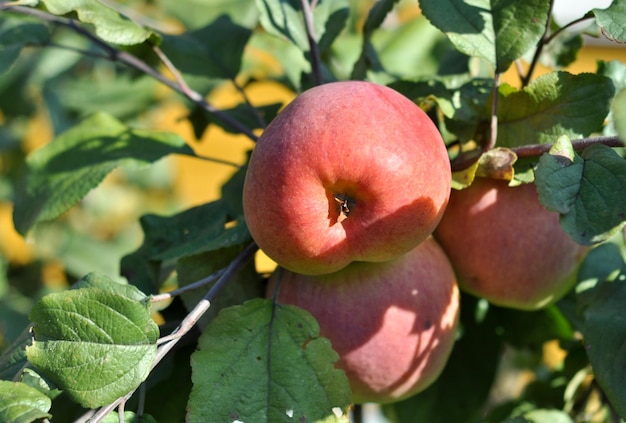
left=521, top=0, right=555, bottom=87
left=511, top=135, right=625, bottom=157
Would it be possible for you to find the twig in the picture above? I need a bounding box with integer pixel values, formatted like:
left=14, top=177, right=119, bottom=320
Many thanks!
left=300, top=0, right=323, bottom=86
left=487, top=73, right=500, bottom=152
left=521, top=0, right=555, bottom=87
left=151, top=268, right=226, bottom=303
left=511, top=135, right=625, bottom=157
left=85, top=242, right=259, bottom=423
left=0, top=4, right=259, bottom=142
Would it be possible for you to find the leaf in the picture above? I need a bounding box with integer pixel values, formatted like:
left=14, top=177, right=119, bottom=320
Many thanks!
left=579, top=271, right=626, bottom=419
left=121, top=200, right=250, bottom=294
left=163, top=0, right=259, bottom=29
left=26, top=273, right=159, bottom=408
left=593, top=0, right=626, bottom=43
left=0, top=14, right=49, bottom=75
left=522, top=409, right=574, bottom=423
left=497, top=72, right=615, bottom=148
left=351, top=0, right=399, bottom=80
left=614, top=88, right=626, bottom=140
left=160, top=16, right=252, bottom=79
left=0, top=380, right=52, bottom=423
left=256, top=0, right=349, bottom=52
left=535, top=137, right=626, bottom=245
left=41, top=0, right=154, bottom=45
left=12, top=112, right=194, bottom=235
left=188, top=298, right=351, bottom=422
left=188, top=101, right=282, bottom=137
left=419, top=0, right=550, bottom=72
left=177, top=245, right=263, bottom=329
left=102, top=411, right=159, bottom=423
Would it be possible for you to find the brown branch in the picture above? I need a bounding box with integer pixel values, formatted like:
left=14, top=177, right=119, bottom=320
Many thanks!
left=300, top=0, right=323, bottom=86
left=512, top=135, right=625, bottom=157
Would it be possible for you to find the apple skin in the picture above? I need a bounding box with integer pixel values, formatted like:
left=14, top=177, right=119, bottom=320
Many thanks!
left=242, top=81, right=451, bottom=275
left=434, top=177, right=589, bottom=310
left=267, top=237, right=460, bottom=404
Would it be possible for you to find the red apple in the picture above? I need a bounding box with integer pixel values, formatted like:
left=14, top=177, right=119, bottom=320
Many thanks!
left=243, top=81, right=451, bottom=275
left=267, top=237, right=460, bottom=404
left=434, top=177, right=589, bottom=310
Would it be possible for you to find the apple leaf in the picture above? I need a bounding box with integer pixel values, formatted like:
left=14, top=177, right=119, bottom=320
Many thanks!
left=162, top=0, right=259, bottom=30
left=0, top=14, right=49, bottom=75
left=160, top=16, right=252, bottom=79
left=188, top=298, right=351, bottom=423
left=593, top=0, right=626, bottom=43
left=12, top=112, right=195, bottom=236
left=535, top=137, right=626, bottom=245
left=419, top=0, right=550, bottom=72
left=177, top=245, right=264, bottom=329
left=0, top=380, right=52, bottom=423
left=101, top=411, right=158, bottom=423
left=256, top=0, right=349, bottom=53
left=577, top=267, right=626, bottom=419
left=26, top=273, right=159, bottom=408
left=613, top=88, right=626, bottom=140
left=120, top=199, right=250, bottom=294
left=40, top=0, right=155, bottom=45
left=497, top=72, right=615, bottom=148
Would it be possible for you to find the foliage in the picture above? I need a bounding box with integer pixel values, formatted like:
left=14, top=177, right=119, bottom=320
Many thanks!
left=0, top=0, right=625, bottom=422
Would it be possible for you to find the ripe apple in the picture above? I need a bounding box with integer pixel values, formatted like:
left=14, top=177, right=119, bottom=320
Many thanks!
left=434, top=177, right=589, bottom=310
left=267, top=237, right=460, bottom=404
left=242, top=81, right=451, bottom=275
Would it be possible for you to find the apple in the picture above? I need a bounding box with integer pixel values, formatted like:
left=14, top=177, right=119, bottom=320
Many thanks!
left=434, top=177, right=589, bottom=310
left=267, top=237, right=460, bottom=404
left=242, top=81, right=451, bottom=275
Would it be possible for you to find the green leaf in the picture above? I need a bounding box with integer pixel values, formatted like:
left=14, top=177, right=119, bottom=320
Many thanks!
left=26, top=274, right=159, bottom=408
left=0, top=14, right=49, bottom=75
left=178, top=245, right=263, bottom=329
left=188, top=101, right=282, bottom=138
left=160, top=16, right=252, bottom=79
left=12, top=112, right=194, bottom=235
left=535, top=137, right=626, bottom=245
left=497, top=72, right=615, bottom=148
left=256, top=0, right=349, bottom=52
left=0, top=380, right=52, bottom=423
left=593, top=0, right=626, bottom=43
left=121, top=200, right=250, bottom=294
left=522, top=409, right=574, bottom=423
left=50, top=74, right=158, bottom=120
left=578, top=271, right=626, bottom=419
left=41, top=0, right=154, bottom=45
left=188, top=298, right=351, bottom=422
left=419, top=0, right=550, bottom=72
left=614, top=88, right=626, bottom=140
left=102, top=411, right=159, bottom=423
left=162, top=0, right=259, bottom=29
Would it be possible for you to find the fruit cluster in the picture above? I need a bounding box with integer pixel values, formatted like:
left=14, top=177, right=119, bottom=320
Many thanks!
left=242, top=80, right=586, bottom=404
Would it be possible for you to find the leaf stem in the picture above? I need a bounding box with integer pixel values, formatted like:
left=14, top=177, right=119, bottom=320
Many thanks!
left=0, top=4, right=259, bottom=142
left=300, top=0, right=324, bottom=86
left=85, top=242, right=259, bottom=422
left=487, top=73, right=500, bottom=152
